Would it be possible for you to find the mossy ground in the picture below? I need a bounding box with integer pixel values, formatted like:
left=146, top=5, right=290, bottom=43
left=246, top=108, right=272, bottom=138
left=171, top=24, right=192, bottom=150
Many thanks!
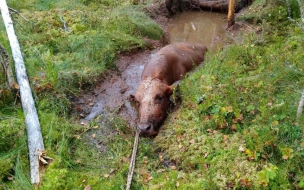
left=1, top=0, right=304, bottom=189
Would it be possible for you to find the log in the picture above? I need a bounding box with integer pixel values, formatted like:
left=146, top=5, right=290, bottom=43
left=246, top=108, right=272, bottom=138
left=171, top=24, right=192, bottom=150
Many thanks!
left=0, top=1, right=45, bottom=185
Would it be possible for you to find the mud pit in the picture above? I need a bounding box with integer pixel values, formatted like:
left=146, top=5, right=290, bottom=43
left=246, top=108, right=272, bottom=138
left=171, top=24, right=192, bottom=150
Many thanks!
left=74, top=48, right=161, bottom=127
left=72, top=10, right=229, bottom=132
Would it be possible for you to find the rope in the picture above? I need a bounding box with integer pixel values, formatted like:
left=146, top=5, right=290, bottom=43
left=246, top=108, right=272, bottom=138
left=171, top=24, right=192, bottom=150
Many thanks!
left=126, top=129, right=140, bottom=190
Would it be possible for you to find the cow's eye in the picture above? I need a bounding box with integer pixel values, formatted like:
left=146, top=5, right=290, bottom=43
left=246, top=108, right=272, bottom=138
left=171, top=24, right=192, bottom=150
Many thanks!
left=155, top=95, right=164, bottom=104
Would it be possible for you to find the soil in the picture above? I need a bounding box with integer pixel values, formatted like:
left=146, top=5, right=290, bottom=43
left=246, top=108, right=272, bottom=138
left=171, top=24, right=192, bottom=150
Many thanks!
left=72, top=42, right=164, bottom=127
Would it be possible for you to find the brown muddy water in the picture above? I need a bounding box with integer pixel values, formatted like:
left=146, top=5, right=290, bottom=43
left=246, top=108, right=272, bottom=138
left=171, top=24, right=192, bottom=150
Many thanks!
left=169, top=11, right=228, bottom=53
left=74, top=11, right=229, bottom=130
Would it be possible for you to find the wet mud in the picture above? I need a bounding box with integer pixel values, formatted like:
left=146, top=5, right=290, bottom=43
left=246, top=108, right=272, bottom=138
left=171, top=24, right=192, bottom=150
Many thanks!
left=73, top=47, right=161, bottom=128
left=72, top=11, right=230, bottom=132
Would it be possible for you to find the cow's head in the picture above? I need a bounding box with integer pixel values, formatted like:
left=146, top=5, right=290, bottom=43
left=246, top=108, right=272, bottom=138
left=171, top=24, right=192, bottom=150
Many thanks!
left=131, top=78, right=173, bottom=137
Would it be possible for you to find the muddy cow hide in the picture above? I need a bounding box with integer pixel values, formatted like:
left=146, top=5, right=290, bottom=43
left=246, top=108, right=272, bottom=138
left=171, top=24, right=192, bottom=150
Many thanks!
left=131, top=42, right=207, bottom=137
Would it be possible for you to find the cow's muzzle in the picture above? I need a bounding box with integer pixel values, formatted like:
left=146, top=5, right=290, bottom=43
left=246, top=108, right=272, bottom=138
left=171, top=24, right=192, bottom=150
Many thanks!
left=138, top=123, right=158, bottom=137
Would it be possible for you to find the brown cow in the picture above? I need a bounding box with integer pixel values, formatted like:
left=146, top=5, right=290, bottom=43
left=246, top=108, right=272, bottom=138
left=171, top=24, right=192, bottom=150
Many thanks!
left=132, top=42, right=207, bottom=137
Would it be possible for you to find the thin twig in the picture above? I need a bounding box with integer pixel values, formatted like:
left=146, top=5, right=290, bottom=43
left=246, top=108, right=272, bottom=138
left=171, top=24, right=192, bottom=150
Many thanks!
left=59, top=16, right=70, bottom=32
left=8, top=7, right=28, bottom=21
left=126, top=130, right=140, bottom=190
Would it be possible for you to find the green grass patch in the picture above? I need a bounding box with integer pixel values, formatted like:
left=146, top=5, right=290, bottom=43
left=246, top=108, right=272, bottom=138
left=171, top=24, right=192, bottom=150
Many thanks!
left=153, top=0, right=304, bottom=189
left=0, top=0, right=163, bottom=188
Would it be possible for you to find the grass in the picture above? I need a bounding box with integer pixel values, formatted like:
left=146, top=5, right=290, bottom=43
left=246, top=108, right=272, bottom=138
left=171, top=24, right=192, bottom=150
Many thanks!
left=1, top=0, right=304, bottom=189
left=0, top=0, right=163, bottom=189
left=152, top=0, right=304, bottom=189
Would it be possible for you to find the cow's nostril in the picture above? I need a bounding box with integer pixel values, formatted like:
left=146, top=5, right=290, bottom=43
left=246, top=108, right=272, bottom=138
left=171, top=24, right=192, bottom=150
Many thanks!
left=138, top=124, right=152, bottom=132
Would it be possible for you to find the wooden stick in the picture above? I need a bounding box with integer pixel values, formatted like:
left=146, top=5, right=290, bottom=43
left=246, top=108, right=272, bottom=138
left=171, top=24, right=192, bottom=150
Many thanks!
left=0, top=43, right=17, bottom=89
left=297, top=91, right=304, bottom=120
left=0, top=1, right=45, bottom=185
left=8, top=7, right=29, bottom=21
left=126, top=130, right=140, bottom=190
left=227, top=0, right=235, bottom=28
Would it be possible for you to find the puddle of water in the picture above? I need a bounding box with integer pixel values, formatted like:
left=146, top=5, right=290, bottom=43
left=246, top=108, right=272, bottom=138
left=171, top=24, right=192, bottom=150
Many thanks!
left=168, top=11, right=228, bottom=53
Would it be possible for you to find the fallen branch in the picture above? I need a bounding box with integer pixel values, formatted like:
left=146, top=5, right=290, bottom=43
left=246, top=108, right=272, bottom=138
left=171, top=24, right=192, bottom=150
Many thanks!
left=126, top=129, right=140, bottom=190
left=8, top=7, right=29, bottom=21
left=0, top=1, right=46, bottom=186
left=297, top=91, right=304, bottom=120
left=59, top=16, right=70, bottom=32
left=0, top=43, right=17, bottom=89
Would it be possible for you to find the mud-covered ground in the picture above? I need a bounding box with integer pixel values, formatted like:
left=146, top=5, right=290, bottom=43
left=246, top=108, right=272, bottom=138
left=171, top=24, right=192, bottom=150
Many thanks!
left=72, top=41, right=164, bottom=128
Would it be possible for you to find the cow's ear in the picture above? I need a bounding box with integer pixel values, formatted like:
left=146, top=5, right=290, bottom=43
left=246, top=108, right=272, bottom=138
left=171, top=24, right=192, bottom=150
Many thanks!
left=166, top=85, right=173, bottom=96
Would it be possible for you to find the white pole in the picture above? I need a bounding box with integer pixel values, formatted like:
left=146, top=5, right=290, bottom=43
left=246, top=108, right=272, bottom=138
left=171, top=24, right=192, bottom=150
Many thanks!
left=0, top=1, right=44, bottom=185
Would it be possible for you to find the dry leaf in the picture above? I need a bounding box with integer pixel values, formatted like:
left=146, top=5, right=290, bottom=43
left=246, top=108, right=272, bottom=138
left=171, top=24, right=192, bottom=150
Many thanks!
left=204, top=152, right=209, bottom=158
left=12, top=82, right=20, bottom=90
left=92, top=134, right=96, bottom=138
left=75, top=135, right=81, bottom=140
left=104, top=174, right=109, bottom=178
left=176, top=182, right=180, bottom=187
left=84, top=185, right=91, bottom=190
left=230, top=124, right=237, bottom=131
left=240, top=179, right=251, bottom=188
left=223, top=135, right=229, bottom=141
left=239, top=146, right=245, bottom=152
left=80, top=121, right=87, bottom=125
left=92, top=125, right=99, bottom=129
left=189, top=139, right=195, bottom=144
left=109, top=169, right=115, bottom=174
left=157, top=169, right=165, bottom=173
left=282, top=155, right=289, bottom=160
left=122, top=157, right=129, bottom=163
left=158, top=153, right=163, bottom=162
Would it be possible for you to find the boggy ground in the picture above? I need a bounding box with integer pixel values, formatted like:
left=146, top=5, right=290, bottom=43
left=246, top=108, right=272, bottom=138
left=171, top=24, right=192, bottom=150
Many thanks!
left=72, top=40, right=164, bottom=128
left=71, top=5, right=254, bottom=134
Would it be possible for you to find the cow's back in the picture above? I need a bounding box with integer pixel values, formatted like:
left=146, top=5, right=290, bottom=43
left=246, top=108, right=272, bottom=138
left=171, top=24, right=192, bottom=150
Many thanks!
left=141, top=42, right=207, bottom=85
